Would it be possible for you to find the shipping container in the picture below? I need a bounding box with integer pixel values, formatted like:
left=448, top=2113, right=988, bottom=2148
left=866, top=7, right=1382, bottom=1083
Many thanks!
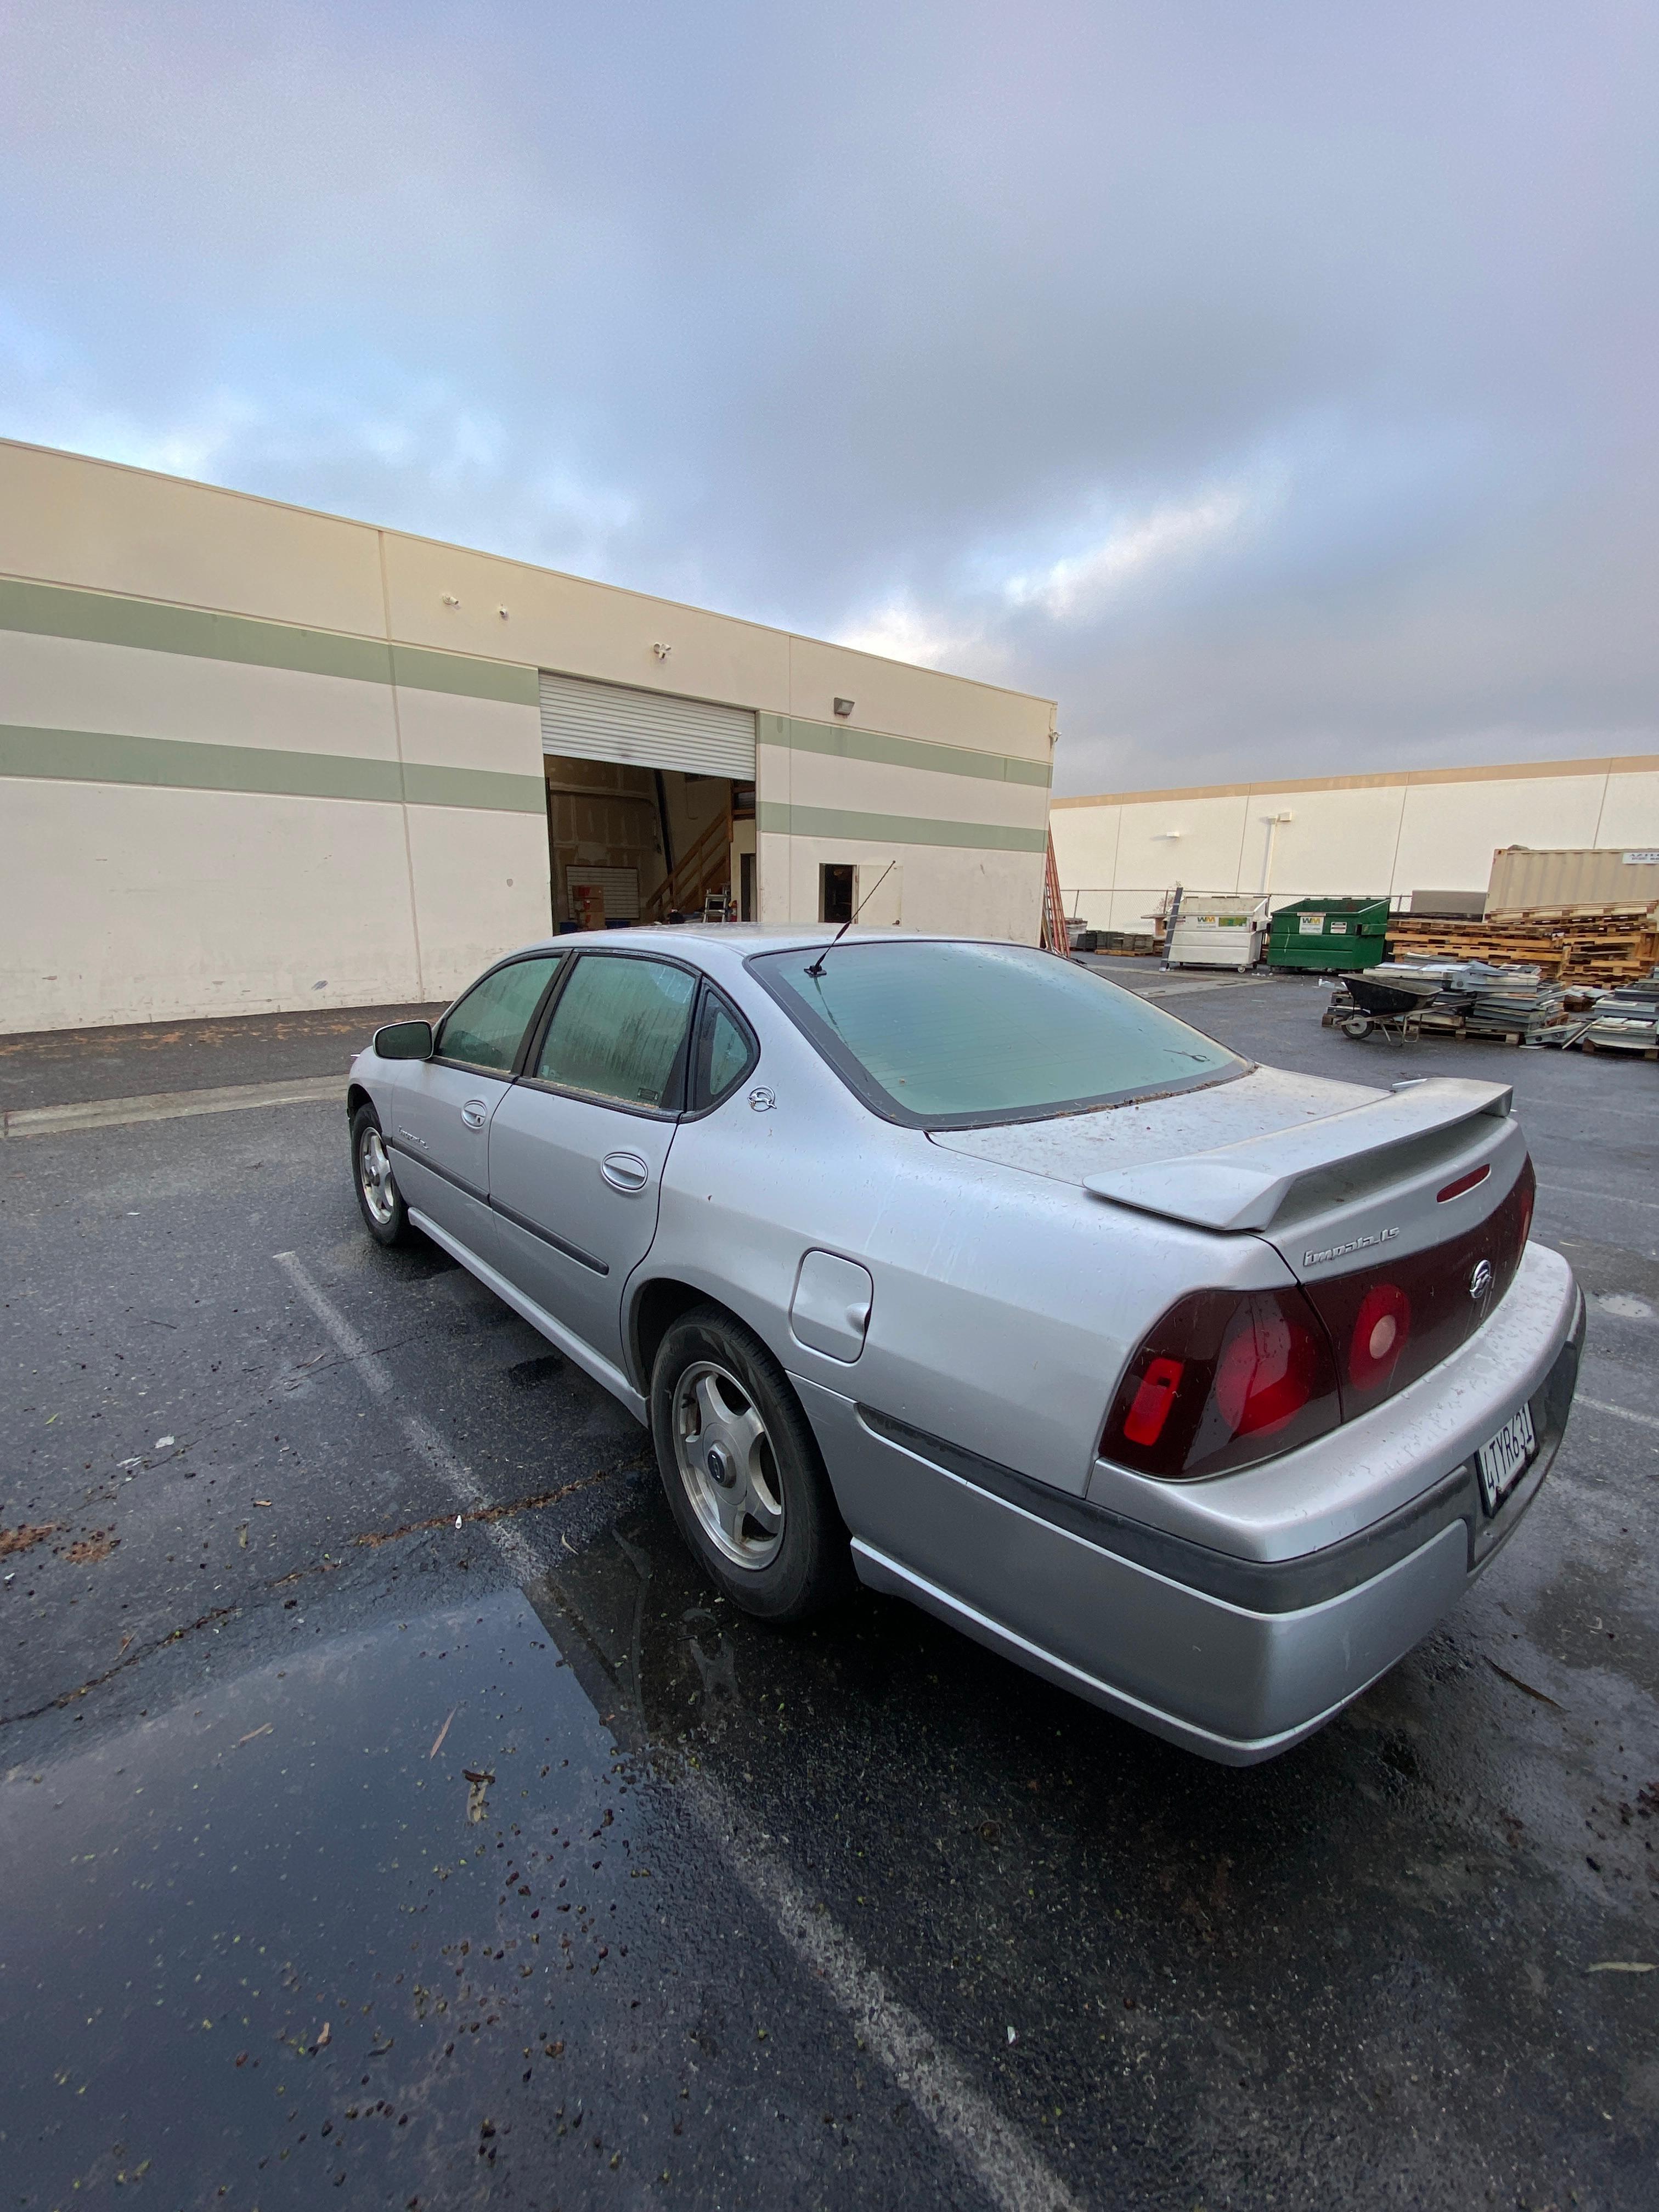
left=1487, top=845, right=1659, bottom=915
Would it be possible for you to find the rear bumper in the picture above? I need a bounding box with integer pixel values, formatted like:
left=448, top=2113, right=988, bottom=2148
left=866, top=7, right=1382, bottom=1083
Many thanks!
left=799, top=1259, right=1583, bottom=1765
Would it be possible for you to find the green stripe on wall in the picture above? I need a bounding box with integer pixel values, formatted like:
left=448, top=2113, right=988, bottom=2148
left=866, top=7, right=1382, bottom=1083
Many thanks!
left=755, top=800, right=1048, bottom=853
left=0, top=724, right=545, bottom=813
left=399, top=760, right=545, bottom=811
left=390, top=642, right=538, bottom=705
left=0, top=577, right=538, bottom=706
left=759, top=712, right=1051, bottom=788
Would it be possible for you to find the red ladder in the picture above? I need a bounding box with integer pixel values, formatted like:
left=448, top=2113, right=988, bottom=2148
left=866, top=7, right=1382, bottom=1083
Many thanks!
left=1040, top=830, right=1071, bottom=955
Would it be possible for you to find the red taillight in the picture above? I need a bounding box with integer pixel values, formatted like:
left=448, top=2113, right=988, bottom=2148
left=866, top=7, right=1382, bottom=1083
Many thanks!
left=1348, top=1281, right=1411, bottom=1391
left=1213, top=1300, right=1323, bottom=1436
left=1437, top=1164, right=1491, bottom=1204
left=1102, top=1286, right=1341, bottom=1480
left=1122, top=1356, right=1184, bottom=1446
left=1301, top=1153, right=1536, bottom=1414
left=1103, top=1157, right=1538, bottom=1479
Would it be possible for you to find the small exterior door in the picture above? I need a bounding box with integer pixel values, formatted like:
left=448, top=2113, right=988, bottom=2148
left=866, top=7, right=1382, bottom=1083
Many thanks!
left=387, top=953, right=563, bottom=1246
left=486, top=951, right=699, bottom=1365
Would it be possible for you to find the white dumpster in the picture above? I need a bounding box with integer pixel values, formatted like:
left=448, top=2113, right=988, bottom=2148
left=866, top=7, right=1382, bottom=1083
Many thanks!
left=1167, top=896, right=1269, bottom=970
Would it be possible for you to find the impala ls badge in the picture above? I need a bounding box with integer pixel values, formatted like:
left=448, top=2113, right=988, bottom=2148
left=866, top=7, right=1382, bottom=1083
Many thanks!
left=1303, top=1226, right=1399, bottom=1267
left=397, top=1128, right=428, bottom=1149
left=1469, top=1259, right=1494, bottom=1301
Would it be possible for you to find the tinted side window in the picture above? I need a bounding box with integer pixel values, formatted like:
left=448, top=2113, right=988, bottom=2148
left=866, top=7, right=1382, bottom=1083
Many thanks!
left=534, top=957, right=697, bottom=1110
left=437, top=956, right=562, bottom=1073
left=692, top=990, right=758, bottom=1110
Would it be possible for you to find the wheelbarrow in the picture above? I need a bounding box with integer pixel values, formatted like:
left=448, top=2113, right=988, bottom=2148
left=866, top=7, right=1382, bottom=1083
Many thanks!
left=1334, top=970, right=1452, bottom=1044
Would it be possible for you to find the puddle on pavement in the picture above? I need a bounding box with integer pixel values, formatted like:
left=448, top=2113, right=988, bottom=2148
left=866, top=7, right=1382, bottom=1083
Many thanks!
left=0, top=1505, right=928, bottom=2212
left=0, top=1561, right=716, bottom=2209
left=8, top=1491, right=1654, bottom=2209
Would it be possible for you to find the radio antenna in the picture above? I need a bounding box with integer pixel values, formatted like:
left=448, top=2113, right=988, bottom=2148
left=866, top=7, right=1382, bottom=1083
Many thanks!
left=804, top=861, right=897, bottom=979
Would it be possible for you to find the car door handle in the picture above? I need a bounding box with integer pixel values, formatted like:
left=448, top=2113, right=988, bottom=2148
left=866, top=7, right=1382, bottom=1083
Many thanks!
left=460, top=1098, right=489, bottom=1130
left=600, top=1151, right=650, bottom=1192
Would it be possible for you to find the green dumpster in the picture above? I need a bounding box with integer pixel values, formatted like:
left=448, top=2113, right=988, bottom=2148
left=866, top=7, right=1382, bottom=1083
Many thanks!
left=1266, top=895, right=1391, bottom=972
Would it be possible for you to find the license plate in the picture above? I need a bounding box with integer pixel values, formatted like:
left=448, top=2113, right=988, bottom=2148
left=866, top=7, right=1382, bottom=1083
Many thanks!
left=1476, top=1403, right=1537, bottom=1513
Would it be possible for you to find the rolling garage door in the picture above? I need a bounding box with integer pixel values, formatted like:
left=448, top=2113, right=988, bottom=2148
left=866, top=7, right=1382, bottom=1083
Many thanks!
left=539, top=671, right=757, bottom=778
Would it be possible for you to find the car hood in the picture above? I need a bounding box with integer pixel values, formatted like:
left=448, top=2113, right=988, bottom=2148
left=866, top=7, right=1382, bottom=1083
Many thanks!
left=926, top=1064, right=1386, bottom=1188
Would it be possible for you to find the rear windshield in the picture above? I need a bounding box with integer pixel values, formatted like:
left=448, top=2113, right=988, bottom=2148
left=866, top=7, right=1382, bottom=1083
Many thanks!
left=752, top=940, right=1244, bottom=1127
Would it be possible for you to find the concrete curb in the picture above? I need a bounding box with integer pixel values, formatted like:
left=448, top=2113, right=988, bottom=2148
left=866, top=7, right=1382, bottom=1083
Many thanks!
left=2, top=1073, right=346, bottom=1138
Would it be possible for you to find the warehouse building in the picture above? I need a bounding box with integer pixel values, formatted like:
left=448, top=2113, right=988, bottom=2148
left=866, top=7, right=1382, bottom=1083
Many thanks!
left=1051, top=757, right=1659, bottom=938
left=0, top=439, right=1056, bottom=1035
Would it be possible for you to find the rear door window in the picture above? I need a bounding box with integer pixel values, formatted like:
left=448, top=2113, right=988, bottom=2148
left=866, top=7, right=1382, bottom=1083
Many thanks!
left=436, top=955, right=563, bottom=1073
left=533, top=955, right=698, bottom=1112
left=691, top=989, right=758, bottom=1111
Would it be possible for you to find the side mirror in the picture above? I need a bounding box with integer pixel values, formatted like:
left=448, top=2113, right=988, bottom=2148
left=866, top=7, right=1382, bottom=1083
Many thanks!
left=373, top=1019, right=433, bottom=1062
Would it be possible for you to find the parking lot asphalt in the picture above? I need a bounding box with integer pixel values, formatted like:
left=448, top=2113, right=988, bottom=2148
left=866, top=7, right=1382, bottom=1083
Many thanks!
left=0, top=1002, right=446, bottom=1115
left=3, top=967, right=1656, bottom=2210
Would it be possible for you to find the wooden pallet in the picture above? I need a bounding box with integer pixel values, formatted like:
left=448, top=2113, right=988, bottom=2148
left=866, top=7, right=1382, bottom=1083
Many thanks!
left=1583, top=1037, right=1659, bottom=1060
left=1385, top=909, right=1659, bottom=986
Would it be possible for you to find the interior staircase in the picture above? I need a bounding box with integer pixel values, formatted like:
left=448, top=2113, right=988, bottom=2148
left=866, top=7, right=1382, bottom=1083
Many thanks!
left=641, top=807, right=733, bottom=924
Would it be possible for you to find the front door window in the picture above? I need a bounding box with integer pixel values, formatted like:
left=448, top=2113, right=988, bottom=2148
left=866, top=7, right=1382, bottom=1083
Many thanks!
left=387, top=952, right=563, bottom=1240
left=438, top=956, right=563, bottom=1072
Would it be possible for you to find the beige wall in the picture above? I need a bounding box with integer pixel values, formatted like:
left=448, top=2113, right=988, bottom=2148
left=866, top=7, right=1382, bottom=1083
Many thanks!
left=4, top=780, right=427, bottom=1020
left=768, top=833, right=1041, bottom=940
left=0, top=624, right=545, bottom=1024
left=0, top=435, right=1052, bottom=744
left=0, top=436, right=388, bottom=635
left=1052, top=758, right=1659, bottom=934
left=1, top=438, right=1054, bottom=1032
left=753, top=711, right=1050, bottom=941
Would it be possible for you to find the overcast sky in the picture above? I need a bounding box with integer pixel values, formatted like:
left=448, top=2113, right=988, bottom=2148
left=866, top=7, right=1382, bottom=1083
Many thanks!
left=2, top=2, right=1653, bottom=794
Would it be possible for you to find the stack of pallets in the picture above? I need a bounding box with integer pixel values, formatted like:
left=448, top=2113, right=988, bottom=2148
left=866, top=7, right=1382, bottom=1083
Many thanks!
left=1390, top=963, right=1575, bottom=1043
left=1385, top=904, right=1659, bottom=985
left=1322, top=959, right=1647, bottom=1050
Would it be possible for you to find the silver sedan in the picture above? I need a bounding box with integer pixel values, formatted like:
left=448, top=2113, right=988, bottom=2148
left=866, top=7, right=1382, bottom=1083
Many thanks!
left=347, top=929, right=1582, bottom=1764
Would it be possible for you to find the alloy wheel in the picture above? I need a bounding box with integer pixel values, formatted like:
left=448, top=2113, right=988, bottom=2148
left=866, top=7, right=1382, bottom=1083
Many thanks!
left=359, top=1126, right=397, bottom=1226
left=672, top=1359, right=785, bottom=1568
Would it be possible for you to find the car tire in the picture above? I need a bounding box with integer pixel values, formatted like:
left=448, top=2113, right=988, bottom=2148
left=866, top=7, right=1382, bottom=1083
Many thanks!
left=650, top=1304, right=853, bottom=1622
left=351, top=1102, right=412, bottom=1248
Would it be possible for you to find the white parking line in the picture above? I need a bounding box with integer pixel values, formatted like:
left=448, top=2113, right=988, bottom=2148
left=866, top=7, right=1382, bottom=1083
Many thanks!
left=1125, top=978, right=1267, bottom=1001
left=273, top=1248, right=541, bottom=1581
left=4, top=1075, right=342, bottom=1138
left=274, top=1247, right=1082, bottom=2212
left=692, top=1771, right=1085, bottom=2212
left=1576, top=1395, right=1659, bottom=1435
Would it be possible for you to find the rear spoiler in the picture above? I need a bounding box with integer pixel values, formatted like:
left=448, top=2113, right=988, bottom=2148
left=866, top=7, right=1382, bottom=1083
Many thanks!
left=1084, top=1077, right=1514, bottom=1233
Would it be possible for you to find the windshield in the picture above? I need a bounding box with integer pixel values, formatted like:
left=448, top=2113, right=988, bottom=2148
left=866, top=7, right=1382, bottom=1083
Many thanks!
left=752, top=940, right=1245, bottom=1126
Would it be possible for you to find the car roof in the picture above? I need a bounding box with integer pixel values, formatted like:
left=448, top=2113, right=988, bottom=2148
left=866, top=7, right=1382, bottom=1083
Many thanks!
left=501, top=925, right=1017, bottom=961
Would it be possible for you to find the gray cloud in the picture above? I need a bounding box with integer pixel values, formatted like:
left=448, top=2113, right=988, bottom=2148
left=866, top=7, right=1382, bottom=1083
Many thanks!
left=2, top=0, right=1652, bottom=792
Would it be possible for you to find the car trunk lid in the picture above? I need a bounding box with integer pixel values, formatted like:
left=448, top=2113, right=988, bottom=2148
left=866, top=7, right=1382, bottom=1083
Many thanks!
left=926, top=1063, right=1392, bottom=1188
left=1077, top=1073, right=1516, bottom=1238
left=934, top=1068, right=1533, bottom=1426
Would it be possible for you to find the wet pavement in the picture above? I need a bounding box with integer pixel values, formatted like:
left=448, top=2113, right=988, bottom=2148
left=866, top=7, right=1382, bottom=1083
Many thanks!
left=1, top=1579, right=956, bottom=2209
left=0, top=1004, right=444, bottom=1115
left=3, top=978, right=1657, bottom=2208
